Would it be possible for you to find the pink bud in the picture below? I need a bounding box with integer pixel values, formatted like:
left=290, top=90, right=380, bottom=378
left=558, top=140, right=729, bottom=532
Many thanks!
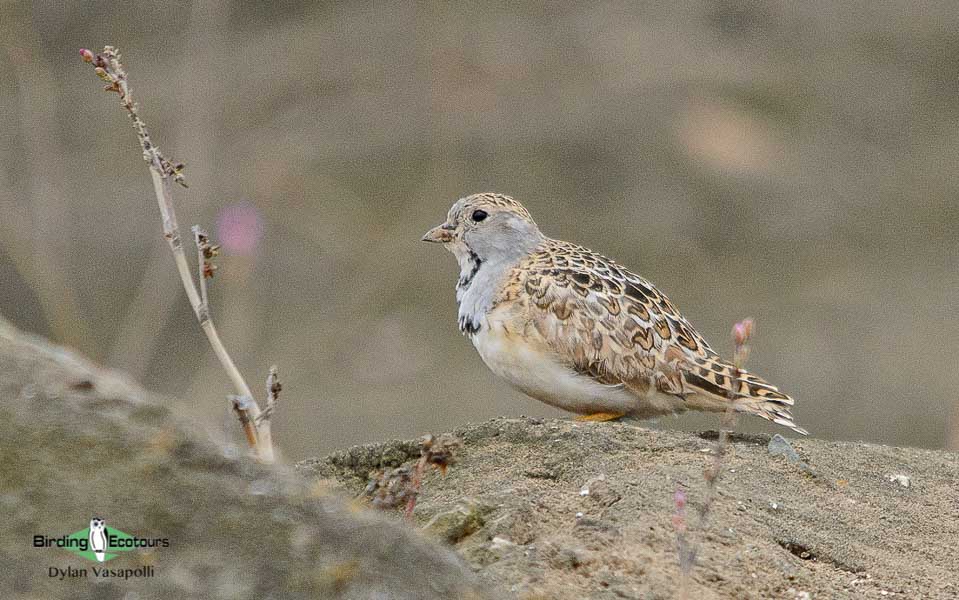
left=733, top=318, right=754, bottom=346
left=79, top=48, right=94, bottom=63
left=733, top=324, right=745, bottom=345
left=216, top=202, right=264, bottom=257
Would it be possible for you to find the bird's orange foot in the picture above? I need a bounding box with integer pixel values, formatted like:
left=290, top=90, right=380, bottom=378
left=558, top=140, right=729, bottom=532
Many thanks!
left=574, top=412, right=626, bottom=422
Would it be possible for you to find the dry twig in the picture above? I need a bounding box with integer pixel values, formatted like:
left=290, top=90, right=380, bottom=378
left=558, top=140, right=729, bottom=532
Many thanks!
left=404, top=434, right=461, bottom=519
left=363, top=434, right=461, bottom=519
left=256, top=365, right=281, bottom=455
left=80, top=46, right=277, bottom=462
left=673, top=318, right=753, bottom=596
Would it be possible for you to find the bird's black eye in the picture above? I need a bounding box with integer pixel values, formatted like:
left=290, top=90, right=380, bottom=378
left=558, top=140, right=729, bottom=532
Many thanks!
left=471, top=210, right=488, bottom=222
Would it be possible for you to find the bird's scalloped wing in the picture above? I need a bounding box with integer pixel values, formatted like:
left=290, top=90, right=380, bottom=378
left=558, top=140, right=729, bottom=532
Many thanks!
left=511, top=240, right=804, bottom=433
left=514, top=241, right=713, bottom=394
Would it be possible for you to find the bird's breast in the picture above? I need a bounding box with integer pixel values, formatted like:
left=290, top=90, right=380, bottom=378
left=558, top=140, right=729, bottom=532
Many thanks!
left=470, top=306, right=640, bottom=415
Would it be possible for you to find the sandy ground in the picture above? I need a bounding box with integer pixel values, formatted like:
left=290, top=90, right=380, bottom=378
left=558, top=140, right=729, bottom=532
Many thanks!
left=302, top=416, right=959, bottom=599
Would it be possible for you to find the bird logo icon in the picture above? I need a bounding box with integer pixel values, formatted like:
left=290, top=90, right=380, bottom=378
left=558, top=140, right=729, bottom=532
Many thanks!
left=88, top=517, right=108, bottom=562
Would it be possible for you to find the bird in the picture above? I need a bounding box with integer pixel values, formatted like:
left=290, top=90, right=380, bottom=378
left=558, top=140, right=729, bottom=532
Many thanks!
left=422, top=192, right=806, bottom=434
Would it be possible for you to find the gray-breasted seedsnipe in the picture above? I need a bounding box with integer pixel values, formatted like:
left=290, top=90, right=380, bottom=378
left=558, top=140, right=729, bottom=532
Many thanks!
left=422, top=192, right=806, bottom=434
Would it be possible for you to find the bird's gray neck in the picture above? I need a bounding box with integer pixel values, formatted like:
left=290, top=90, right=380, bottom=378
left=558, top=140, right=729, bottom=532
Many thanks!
left=454, top=238, right=543, bottom=335
left=455, top=254, right=514, bottom=335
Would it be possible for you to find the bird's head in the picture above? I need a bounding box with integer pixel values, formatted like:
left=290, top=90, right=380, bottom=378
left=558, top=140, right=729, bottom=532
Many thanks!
left=421, top=193, right=544, bottom=266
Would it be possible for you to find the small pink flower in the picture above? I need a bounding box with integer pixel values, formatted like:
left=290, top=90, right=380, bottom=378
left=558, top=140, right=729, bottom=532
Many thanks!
left=215, top=202, right=264, bottom=257
left=79, top=48, right=95, bottom=63
left=733, top=318, right=754, bottom=347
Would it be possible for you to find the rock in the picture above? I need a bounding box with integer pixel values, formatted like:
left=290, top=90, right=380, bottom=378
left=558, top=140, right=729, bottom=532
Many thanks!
left=423, top=499, right=492, bottom=544
left=887, top=474, right=911, bottom=488
left=488, top=536, right=518, bottom=555
left=768, top=434, right=801, bottom=462
left=0, top=316, right=487, bottom=600
left=768, top=433, right=821, bottom=478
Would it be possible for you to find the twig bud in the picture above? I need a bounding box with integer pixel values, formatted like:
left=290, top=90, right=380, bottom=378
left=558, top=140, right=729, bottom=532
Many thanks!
left=732, top=318, right=754, bottom=347
left=79, top=48, right=94, bottom=63
left=267, top=366, right=282, bottom=398
left=732, top=318, right=754, bottom=368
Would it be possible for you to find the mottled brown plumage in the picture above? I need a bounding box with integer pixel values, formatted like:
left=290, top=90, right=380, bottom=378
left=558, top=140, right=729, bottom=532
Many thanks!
left=423, top=193, right=806, bottom=434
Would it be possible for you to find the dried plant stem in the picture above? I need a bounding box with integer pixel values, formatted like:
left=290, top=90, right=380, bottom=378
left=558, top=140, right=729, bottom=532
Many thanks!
left=404, top=456, right=428, bottom=520
left=232, top=397, right=260, bottom=451
left=256, top=365, right=281, bottom=460
left=82, top=46, right=274, bottom=463
left=699, top=407, right=737, bottom=526
left=674, top=319, right=752, bottom=595
left=700, top=320, right=751, bottom=524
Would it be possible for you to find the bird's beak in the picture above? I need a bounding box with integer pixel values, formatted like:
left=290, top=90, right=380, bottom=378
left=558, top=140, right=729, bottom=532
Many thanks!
left=421, top=223, right=454, bottom=243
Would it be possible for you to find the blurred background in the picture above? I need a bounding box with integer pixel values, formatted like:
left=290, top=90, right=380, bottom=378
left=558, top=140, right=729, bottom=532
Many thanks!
left=2, top=1, right=957, bottom=460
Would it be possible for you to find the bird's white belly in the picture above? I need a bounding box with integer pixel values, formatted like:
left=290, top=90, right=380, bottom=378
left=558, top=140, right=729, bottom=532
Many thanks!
left=470, top=320, right=642, bottom=415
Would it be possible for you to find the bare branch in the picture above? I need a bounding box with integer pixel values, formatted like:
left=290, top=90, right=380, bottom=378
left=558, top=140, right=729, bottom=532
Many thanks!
left=80, top=46, right=275, bottom=463
left=255, top=365, right=281, bottom=456
left=192, top=226, right=218, bottom=308
left=230, top=394, right=260, bottom=452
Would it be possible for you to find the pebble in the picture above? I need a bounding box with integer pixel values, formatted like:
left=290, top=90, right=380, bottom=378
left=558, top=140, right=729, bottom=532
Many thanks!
left=489, top=536, right=517, bottom=555
left=768, top=434, right=820, bottom=478
left=887, top=474, right=911, bottom=488
left=767, top=434, right=801, bottom=462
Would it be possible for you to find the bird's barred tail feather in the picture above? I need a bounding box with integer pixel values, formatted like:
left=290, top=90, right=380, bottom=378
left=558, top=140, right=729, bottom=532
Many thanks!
left=683, top=356, right=808, bottom=435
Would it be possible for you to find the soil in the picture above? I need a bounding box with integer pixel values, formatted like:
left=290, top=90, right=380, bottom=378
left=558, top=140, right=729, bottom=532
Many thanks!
left=301, top=416, right=959, bottom=599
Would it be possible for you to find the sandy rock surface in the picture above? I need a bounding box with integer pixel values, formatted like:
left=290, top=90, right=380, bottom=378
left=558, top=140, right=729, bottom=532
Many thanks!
left=0, top=317, right=486, bottom=600
left=4, top=313, right=955, bottom=599
left=302, top=416, right=959, bottom=599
